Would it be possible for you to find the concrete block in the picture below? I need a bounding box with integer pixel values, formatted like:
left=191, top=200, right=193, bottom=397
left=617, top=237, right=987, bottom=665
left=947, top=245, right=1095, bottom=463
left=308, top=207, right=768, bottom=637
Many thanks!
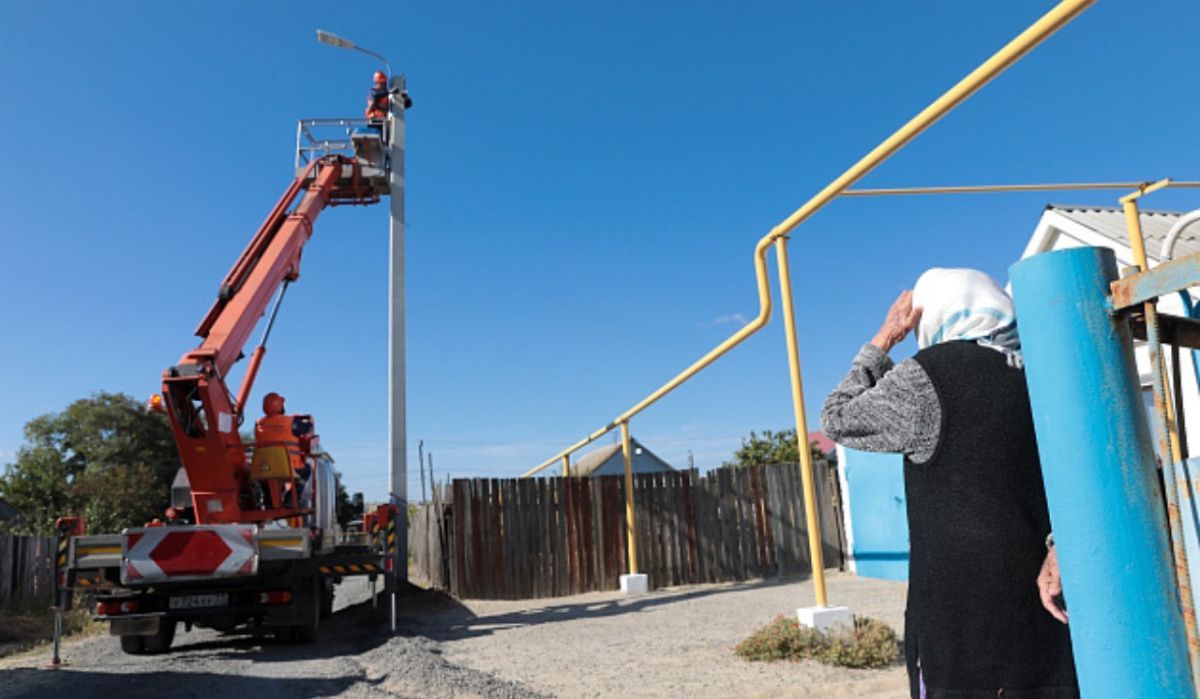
left=619, top=573, right=648, bottom=595
left=797, top=605, right=852, bottom=632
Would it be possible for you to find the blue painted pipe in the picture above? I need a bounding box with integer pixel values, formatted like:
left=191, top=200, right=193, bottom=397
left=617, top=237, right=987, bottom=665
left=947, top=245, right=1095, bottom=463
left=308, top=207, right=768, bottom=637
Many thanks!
left=1010, top=247, right=1194, bottom=698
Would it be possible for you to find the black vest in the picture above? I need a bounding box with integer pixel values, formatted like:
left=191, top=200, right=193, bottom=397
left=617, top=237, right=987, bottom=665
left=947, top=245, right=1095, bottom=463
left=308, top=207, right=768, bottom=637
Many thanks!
left=905, top=341, right=1078, bottom=698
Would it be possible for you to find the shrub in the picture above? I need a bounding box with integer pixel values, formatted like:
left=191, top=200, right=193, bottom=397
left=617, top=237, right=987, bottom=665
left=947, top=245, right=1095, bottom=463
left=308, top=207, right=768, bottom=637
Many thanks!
left=0, top=600, right=98, bottom=656
left=734, top=615, right=899, bottom=669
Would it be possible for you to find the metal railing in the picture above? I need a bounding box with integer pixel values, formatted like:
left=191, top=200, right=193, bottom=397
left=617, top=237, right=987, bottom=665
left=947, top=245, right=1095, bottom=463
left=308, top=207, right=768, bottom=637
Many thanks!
left=294, top=118, right=388, bottom=171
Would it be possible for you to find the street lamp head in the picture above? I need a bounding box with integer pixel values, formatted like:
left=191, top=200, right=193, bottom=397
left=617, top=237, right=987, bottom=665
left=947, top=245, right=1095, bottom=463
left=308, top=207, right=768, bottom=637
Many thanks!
left=316, top=30, right=355, bottom=49
left=315, top=29, right=392, bottom=79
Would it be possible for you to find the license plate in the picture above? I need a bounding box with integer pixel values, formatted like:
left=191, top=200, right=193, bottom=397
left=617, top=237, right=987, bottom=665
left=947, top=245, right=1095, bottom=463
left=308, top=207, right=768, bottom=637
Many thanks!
left=169, top=593, right=229, bottom=610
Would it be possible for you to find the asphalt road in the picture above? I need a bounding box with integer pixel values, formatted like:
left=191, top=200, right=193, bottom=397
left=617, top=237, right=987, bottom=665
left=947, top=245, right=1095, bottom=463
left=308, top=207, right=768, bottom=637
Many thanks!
left=0, top=577, right=543, bottom=699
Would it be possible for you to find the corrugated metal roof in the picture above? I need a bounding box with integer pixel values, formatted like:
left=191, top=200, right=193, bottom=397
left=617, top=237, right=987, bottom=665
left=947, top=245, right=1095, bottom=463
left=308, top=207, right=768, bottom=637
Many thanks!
left=1046, top=204, right=1197, bottom=262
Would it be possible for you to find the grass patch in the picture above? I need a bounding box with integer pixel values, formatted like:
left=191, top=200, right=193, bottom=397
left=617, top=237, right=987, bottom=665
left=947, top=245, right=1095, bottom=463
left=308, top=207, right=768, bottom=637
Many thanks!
left=735, top=615, right=899, bottom=669
left=0, top=599, right=101, bottom=657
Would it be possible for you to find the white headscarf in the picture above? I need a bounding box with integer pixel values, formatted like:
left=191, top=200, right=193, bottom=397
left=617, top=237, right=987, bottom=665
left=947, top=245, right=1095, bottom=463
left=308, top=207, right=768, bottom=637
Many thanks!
left=912, top=267, right=1023, bottom=368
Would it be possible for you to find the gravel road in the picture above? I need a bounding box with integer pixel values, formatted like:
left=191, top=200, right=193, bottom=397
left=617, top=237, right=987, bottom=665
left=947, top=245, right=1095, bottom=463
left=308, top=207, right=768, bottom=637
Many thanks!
left=0, top=571, right=907, bottom=699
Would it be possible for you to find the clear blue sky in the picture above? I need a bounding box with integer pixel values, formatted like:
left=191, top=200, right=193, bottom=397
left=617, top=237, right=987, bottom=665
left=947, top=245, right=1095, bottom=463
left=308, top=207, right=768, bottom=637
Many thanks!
left=2, top=1, right=1198, bottom=503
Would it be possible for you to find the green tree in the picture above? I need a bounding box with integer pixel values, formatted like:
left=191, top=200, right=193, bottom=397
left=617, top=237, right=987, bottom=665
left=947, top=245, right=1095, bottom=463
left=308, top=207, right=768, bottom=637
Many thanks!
left=333, top=472, right=362, bottom=526
left=0, top=392, right=180, bottom=534
left=724, top=429, right=831, bottom=468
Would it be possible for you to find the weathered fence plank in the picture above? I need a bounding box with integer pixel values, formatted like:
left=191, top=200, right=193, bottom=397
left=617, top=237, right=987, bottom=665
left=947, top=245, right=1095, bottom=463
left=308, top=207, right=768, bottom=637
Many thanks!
left=0, top=535, right=12, bottom=609
left=0, top=534, right=55, bottom=610
left=409, top=462, right=845, bottom=601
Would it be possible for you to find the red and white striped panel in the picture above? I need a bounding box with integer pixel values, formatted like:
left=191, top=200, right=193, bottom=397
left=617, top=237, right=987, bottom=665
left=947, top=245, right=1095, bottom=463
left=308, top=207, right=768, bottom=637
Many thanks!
left=122, top=525, right=258, bottom=584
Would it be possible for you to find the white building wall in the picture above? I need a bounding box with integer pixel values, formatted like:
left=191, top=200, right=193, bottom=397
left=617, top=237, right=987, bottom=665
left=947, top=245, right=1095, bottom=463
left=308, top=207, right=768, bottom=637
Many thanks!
left=1033, top=217, right=1200, bottom=457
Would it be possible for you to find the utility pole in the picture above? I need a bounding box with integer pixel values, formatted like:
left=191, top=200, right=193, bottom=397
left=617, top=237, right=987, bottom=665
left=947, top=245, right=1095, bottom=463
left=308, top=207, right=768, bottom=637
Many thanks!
left=387, top=74, right=409, bottom=583
left=315, top=26, right=411, bottom=618
left=418, top=439, right=426, bottom=503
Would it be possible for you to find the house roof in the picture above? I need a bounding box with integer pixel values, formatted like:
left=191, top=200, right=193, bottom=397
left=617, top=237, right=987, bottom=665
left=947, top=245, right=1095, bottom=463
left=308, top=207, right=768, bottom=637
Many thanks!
left=570, top=437, right=674, bottom=476
left=808, top=430, right=835, bottom=456
left=0, top=496, right=23, bottom=522
left=1044, top=204, right=1194, bottom=262
left=571, top=443, right=623, bottom=476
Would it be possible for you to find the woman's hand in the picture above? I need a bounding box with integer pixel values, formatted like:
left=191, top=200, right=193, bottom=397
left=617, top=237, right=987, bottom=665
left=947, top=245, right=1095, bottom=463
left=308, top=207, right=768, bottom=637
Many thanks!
left=1038, top=546, right=1069, bottom=624
left=871, top=290, right=922, bottom=353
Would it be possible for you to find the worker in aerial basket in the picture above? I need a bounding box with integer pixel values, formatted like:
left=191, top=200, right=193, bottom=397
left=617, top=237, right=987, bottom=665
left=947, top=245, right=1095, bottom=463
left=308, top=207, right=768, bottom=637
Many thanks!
left=252, top=393, right=312, bottom=507
left=365, top=71, right=390, bottom=121
left=820, top=269, right=1078, bottom=699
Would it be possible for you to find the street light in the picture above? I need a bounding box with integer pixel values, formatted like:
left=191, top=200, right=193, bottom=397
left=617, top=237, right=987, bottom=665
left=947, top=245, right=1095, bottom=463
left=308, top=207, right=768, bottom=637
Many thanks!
left=316, top=29, right=391, bottom=78
left=315, top=27, right=409, bottom=632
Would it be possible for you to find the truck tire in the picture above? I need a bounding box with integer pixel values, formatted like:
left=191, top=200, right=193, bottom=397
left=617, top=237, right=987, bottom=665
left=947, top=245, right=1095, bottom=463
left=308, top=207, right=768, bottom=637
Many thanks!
left=292, top=611, right=318, bottom=643
left=319, top=579, right=334, bottom=620
left=119, top=634, right=145, bottom=655
left=274, top=582, right=319, bottom=644
left=142, top=620, right=176, bottom=654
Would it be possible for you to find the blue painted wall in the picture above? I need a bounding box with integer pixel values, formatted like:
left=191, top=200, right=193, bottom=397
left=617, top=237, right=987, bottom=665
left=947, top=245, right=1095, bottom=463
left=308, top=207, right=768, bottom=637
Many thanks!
left=840, top=446, right=908, bottom=581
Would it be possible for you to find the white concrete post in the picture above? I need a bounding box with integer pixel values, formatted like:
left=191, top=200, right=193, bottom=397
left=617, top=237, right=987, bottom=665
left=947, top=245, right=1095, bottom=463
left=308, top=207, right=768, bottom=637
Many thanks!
left=387, top=75, right=408, bottom=584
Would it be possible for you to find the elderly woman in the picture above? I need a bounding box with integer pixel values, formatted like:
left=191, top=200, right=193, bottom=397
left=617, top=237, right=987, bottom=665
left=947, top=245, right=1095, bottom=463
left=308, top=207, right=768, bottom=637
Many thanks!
left=820, top=268, right=1078, bottom=699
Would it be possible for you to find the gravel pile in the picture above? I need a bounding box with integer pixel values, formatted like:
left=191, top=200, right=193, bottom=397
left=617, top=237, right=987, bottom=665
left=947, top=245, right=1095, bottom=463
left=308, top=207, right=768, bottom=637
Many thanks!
left=359, top=633, right=546, bottom=699
left=0, top=578, right=545, bottom=699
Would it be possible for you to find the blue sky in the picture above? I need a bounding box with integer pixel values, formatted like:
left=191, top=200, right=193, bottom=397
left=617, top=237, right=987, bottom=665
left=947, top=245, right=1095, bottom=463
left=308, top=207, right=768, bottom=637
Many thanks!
left=2, top=1, right=1198, bottom=503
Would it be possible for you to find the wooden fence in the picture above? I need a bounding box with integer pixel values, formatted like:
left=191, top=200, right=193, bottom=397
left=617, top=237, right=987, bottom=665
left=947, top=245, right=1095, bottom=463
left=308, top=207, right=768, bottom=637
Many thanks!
left=409, top=462, right=845, bottom=600
left=0, top=534, right=56, bottom=609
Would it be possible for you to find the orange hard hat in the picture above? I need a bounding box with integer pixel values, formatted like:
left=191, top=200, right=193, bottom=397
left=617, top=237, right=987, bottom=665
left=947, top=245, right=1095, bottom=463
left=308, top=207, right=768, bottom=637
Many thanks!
left=263, top=392, right=285, bottom=416
left=373, top=71, right=387, bottom=85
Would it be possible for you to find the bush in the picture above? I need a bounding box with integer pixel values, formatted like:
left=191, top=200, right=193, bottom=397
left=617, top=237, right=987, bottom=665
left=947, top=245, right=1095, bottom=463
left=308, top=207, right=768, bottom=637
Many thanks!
left=0, top=600, right=98, bottom=656
left=734, top=615, right=899, bottom=669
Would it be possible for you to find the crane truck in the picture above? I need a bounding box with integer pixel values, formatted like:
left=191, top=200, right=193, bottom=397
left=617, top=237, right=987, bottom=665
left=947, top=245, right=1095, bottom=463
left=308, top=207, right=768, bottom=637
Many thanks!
left=53, top=100, right=408, bottom=654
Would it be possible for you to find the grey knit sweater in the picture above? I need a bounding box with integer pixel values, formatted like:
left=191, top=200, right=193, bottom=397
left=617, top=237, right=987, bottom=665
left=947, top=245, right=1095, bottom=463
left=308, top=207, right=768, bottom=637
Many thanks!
left=820, top=343, right=941, bottom=464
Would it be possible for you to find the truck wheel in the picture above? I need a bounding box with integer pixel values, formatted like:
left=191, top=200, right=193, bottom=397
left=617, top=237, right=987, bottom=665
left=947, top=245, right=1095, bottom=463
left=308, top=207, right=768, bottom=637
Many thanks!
left=119, top=634, right=145, bottom=655
left=294, top=588, right=320, bottom=643
left=319, top=580, right=334, bottom=620
left=274, top=618, right=317, bottom=644
left=275, top=585, right=319, bottom=644
left=142, top=620, right=176, bottom=654
left=292, top=614, right=318, bottom=643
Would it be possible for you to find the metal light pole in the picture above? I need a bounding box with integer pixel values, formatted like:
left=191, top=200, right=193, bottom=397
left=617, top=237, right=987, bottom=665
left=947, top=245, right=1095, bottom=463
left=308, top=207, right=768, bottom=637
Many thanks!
left=316, top=31, right=409, bottom=599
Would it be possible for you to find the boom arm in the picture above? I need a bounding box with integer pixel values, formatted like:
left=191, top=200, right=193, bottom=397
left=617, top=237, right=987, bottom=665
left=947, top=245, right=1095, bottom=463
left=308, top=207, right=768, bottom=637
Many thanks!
left=161, top=156, right=357, bottom=524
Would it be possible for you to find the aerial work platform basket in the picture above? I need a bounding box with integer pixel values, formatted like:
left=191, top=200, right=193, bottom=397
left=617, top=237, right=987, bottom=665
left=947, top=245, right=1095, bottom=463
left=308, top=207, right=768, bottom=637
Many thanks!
left=295, top=118, right=390, bottom=202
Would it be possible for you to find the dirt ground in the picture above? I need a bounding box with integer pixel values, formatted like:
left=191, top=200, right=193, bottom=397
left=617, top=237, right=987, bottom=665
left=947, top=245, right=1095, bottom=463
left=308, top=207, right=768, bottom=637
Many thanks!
left=0, top=571, right=908, bottom=698
left=432, top=571, right=909, bottom=699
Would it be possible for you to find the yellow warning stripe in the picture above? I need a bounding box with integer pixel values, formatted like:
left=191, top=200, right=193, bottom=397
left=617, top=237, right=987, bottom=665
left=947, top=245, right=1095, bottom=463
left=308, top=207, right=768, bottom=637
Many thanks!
left=317, top=563, right=380, bottom=575
left=77, top=546, right=121, bottom=555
